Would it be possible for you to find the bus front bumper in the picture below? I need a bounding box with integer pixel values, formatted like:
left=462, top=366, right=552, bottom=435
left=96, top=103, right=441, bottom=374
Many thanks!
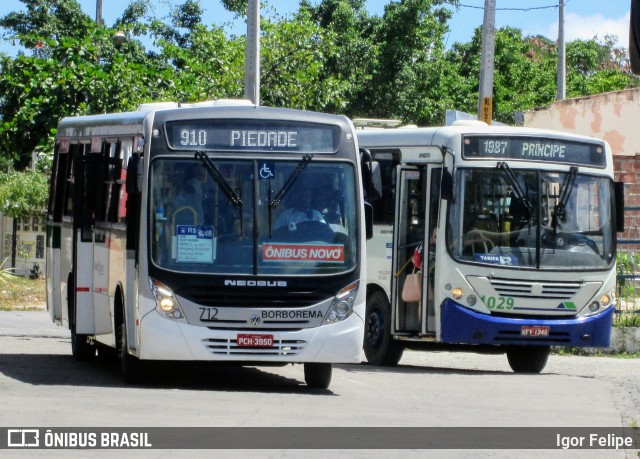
left=440, top=299, right=613, bottom=348
left=138, top=310, right=364, bottom=363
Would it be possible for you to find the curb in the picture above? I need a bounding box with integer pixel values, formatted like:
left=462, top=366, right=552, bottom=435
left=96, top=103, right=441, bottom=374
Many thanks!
left=608, top=327, right=640, bottom=353
left=571, top=327, right=640, bottom=355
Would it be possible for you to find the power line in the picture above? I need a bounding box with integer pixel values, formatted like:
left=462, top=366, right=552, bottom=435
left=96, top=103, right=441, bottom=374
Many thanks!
left=453, top=0, right=570, bottom=12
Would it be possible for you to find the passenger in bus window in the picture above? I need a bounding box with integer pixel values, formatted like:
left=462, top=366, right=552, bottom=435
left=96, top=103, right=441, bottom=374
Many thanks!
left=318, top=175, right=344, bottom=225
left=274, top=187, right=325, bottom=231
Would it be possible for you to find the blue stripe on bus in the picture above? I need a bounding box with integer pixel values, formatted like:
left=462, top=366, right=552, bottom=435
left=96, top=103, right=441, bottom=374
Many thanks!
left=440, top=299, right=613, bottom=348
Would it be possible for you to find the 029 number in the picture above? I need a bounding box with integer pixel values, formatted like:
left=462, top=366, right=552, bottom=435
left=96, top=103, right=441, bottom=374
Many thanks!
left=481, top=295, right=514, bottom=310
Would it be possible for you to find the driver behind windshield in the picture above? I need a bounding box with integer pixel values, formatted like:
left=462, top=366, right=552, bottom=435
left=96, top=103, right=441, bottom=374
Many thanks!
left=274, top=187, right=326, bottom=231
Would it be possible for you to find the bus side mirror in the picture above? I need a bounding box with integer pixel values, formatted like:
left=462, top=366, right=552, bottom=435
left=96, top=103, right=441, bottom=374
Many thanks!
left=631, top=0, right=640, bottom=74
left=441, top=168, right=454, bottom=201
left=126, top=154, right=141, bottom=195
left=615, top=181, right=625, bottom=233
left=364, top=202, right=374, bottom=240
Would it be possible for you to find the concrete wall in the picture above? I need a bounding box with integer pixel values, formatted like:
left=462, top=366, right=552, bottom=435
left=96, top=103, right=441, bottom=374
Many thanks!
left=523, top=87, right=640, bottom=157
left=0, top=214, right=46, bottom=277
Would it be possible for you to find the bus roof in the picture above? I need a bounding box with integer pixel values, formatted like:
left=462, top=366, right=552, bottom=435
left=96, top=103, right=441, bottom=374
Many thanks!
left=56, top=100, right=353, bottom=139
left=356, top=122, right=607, bottom=149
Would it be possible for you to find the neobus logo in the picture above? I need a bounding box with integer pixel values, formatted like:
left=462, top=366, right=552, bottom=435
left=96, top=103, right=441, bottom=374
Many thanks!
left=224, top=280, right=288, bottom=287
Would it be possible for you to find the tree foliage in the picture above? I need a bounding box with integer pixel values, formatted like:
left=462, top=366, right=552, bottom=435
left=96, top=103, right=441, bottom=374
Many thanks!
left=0, top=169, right=48, bottom=218
left=0, top=0, right=637, bottom=178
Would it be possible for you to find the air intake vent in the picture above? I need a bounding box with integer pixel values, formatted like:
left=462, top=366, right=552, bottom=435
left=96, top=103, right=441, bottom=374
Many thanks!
left=203, top=338, right=306, bottom=356
left=489, top=278, right=581, bottom=300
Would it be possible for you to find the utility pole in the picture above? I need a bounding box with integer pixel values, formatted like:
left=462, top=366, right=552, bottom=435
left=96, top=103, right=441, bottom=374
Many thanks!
left=96, top=0, right=102, bottom=26
left=477, top=0, right=496, bottom=124
left=557, top=0, right=566, bottom=100
left=244, top=0, right=260, bottom=105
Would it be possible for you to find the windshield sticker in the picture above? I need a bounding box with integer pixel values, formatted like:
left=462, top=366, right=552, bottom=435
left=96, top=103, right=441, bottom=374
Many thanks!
left=258, top=162, right=275, bottom=179
left=474, top=253, right=519, bottom=266
left=175, top=225, right=216, bottom=263
left=262, top=243, right=345, bottom=263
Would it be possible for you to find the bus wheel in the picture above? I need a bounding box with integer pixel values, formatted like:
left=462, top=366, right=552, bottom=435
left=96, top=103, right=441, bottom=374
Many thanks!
left=506, top=346, right=550, bottom=373
left=364, top=290, right=404, bottom=366
left=118, top=317, right=145, bottom=384
left=304, top=363, right=332, bottom=389
left=71, top=328, right=95, bottom=361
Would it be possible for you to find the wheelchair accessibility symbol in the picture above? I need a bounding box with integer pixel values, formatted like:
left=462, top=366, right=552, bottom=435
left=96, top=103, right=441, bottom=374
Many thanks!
left=259, top=162, right=275, bottom=179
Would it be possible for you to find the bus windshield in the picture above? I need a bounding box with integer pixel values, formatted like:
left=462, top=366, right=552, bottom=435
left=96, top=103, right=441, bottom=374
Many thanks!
left=447, top=167, right=615, bottom=269
left=150, top=157, right=357, bottom=275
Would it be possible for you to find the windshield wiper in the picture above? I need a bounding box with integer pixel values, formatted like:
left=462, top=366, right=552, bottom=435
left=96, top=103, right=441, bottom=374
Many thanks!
left=269, top=154, right=313, bottom=209
left=195, top=151, right=243, bottom=207
left=552, top=166, right=578, bottom=233
left=497, top=162, right=532, bottom=214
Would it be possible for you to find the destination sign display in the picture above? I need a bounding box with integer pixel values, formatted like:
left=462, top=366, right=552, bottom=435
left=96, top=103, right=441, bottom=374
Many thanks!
left=462, top=135, right=606, bottom=167
left=165, top=120, right=339, bottom=153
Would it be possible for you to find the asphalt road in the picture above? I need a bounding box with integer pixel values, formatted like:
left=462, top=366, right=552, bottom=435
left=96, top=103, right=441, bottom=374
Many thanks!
left=0, top=311, right=638, bottom=459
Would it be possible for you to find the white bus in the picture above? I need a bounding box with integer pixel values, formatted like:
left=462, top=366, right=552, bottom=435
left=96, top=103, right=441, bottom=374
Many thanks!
left=46, top=100, right=374, bottom=388
left=359, top=122, right=623, bottom=373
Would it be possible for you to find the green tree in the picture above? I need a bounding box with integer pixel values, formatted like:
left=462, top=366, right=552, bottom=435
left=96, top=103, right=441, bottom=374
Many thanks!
left=566, top=35, right=640, bottom=96
left=365, top=0, right=455, bottom=125
left=0, top=0, right=178, bottom=169
left=300, top=0, right=380, bottom=114
left=446, top=26, right=640, bottom=125
left=0, top=0, right=94, bottom=50
left=0, top=169, right=49, bottom=268
left=260, top=9, right=349, bottom=111
left=0, top=169, right=48, bottom=219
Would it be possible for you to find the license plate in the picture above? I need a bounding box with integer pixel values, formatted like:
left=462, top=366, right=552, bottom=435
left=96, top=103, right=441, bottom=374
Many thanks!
left=520, top=325, right=550, bottom=337
left=237, top=334, right=274, bottom=347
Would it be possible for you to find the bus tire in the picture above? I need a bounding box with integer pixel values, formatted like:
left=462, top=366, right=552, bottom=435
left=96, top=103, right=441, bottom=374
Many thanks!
left=304, top=362, right=332, bottom=389
left=364, top=290, right=404, bottom=366
left=71, top=328, right=95, bottom=361
left=119, top=314, right=145, bottom=384
left=69, top=274, right=95, bottom=361
left=506, top=346, right=550, bottom=374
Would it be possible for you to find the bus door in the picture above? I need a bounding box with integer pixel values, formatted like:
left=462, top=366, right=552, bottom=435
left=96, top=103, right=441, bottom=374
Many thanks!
left=72, top=144, right=96, bottom=335
left=91, top=141, right=116, bottom=336
left=391, top=165, right=441, bottom=335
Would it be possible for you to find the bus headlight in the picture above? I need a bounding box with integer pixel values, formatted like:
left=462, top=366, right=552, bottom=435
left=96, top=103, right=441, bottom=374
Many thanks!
left=150, top=278, right=186, bottom=321
left=600, top=294, right=611, bottom=307
left=452, top=288, right=463, bottom=300
left=324, top=281, right=359, bottom=325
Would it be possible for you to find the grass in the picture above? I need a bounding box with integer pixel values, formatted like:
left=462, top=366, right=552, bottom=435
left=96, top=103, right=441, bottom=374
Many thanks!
left=553, top=347, right=640, bottom=358
left=0, top=276, right=46, bottom=310
left=614, top=311, right=640, bottom=328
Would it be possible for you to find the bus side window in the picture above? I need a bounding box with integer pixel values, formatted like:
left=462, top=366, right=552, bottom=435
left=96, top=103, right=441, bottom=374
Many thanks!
left=93, top=142, right=110, bottom=223
left=83, top=146, right=103, bottom=237
left=370, top=150, right=400, bottom=225
left=50, top=146, right=68, bottom=223
left=63, top=144, right=81, bottom=218
left=104, top=142, right=123, bottom=223
left=117, top=140, right=133, bottom=224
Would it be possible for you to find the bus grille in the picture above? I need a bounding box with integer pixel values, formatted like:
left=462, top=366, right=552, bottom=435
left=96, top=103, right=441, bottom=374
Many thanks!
left=203, top=338, right=307, bottom=356
left=177, top=286, right=328, bottom=308
left=489, top=278, right=581, bottom=300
